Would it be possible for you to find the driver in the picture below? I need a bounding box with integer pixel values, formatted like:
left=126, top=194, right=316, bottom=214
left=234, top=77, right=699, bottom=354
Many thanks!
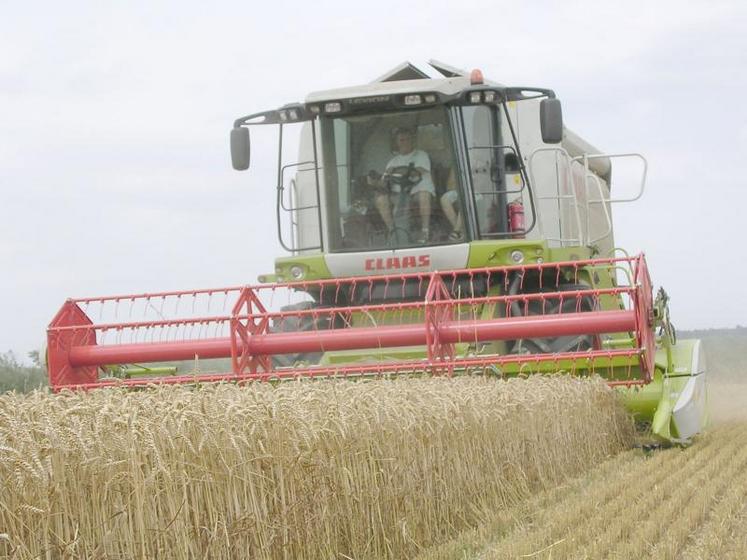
left=367, top=127, right=435, bottom=244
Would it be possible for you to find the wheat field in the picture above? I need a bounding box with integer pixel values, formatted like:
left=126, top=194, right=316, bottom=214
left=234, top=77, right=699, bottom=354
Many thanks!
left=0, top=376, right=631, bottom=559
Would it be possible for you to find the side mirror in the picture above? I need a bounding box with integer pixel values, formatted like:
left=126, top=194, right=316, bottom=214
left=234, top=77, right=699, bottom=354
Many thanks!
left=540, top=98, right=563, bottom=144
left=230, top=127, right=251, bottom=170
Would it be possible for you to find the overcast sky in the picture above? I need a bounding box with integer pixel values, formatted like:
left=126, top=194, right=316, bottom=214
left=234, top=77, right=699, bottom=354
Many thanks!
left=1, top=0, right=746, bottom=357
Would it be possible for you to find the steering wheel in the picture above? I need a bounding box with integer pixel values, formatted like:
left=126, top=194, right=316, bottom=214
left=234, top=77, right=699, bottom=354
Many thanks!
left=384, top=164, right=422, bottom=189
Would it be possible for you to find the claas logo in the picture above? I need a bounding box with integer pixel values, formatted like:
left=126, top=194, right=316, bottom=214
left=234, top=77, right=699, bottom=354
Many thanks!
left=364, top=255, right=431, bottom=271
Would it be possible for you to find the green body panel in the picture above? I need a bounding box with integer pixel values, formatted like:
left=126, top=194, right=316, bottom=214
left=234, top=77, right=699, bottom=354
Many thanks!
left=466, top=240, right=600, bottom=269
left=103, top=365, right=178, bottom=378
left=272, top=254, right=331, bottom=283
left=319, top=343, right=471, bottom=367
left=466, top=240, right=548, bottom=268
left=619, top=338, right=705, bottom=441
left=269, top=242, right=600, bottom=283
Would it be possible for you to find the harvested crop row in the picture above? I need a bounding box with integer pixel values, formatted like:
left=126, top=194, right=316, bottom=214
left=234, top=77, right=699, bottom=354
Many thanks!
left=0, top=376, right=632, bottom=559
left=420, top=422, right=747, bottom=560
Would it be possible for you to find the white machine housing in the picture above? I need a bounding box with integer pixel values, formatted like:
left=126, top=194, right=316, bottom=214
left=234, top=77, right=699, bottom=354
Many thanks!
left=271, top=63, right=630, bottom=277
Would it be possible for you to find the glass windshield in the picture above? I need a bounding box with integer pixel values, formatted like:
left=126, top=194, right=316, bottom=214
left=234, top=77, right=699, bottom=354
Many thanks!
left=320, top=107, right=462, bottom=252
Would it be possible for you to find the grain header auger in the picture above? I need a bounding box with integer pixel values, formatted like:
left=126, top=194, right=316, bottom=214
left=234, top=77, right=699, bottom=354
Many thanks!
left=46, top=61, right=707, bottom=443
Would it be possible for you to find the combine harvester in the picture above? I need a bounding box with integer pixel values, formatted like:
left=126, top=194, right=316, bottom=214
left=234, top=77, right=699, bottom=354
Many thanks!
left=47, top=61, right=707, bottom=443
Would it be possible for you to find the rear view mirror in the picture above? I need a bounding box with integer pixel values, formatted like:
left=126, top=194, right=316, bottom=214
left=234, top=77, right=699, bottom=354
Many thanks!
left=231, top=127, right=251, bottom=170
left=540, top=99, right=563, bottom=144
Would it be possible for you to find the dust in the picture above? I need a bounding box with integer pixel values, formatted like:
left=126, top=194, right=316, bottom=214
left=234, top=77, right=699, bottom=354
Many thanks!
left=708, top=380, right=747, bottom=424
left=686, top=331, right=747, bottom=425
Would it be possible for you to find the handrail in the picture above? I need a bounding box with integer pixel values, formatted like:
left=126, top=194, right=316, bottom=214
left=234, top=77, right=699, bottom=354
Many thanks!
left=573, top=153, right=648, bottom=203
left=528, top=146, right=584, bottom=246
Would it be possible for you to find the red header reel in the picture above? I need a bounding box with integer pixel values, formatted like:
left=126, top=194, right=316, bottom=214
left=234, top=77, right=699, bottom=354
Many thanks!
left=47, top=255, right=655, bottom=390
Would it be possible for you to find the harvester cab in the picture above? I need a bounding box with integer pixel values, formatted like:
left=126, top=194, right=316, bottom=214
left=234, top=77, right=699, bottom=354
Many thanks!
left=231, top=62, right=623, bottom=273
left=47, top=61, right=707, bottom=443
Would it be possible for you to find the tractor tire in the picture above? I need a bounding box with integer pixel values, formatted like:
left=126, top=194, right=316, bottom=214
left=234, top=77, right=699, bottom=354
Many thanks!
left=508, top=277, right=596, bottom=355
left=270, top=301, right=329, bottom=368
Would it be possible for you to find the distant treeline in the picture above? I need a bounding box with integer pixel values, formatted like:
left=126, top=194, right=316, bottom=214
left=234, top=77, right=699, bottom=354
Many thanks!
left=0, top=351, right=47, bottom=393
left=680, top=326, right=747, bottom=339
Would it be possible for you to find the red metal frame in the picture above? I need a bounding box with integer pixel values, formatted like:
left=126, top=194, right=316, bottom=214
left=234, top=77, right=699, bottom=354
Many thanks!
left=46, top=255, right=656, bottom=390
left=47, top=301, right=98, bottom=388
left=230, top=285, right=272, bottom=377
left=424, top=274, right=456, bottom=375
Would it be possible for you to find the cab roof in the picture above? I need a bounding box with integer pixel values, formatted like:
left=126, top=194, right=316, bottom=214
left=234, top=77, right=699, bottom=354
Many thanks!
left=306, top=60, right=501, bottom=104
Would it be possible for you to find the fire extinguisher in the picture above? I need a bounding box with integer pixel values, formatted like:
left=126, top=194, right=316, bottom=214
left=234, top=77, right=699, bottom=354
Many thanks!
left=507, top=200, right=525, bottom=238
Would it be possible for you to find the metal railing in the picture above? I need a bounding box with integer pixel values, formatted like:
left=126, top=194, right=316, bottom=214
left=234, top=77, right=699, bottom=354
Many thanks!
left=528, top=147, right=648, bottom=247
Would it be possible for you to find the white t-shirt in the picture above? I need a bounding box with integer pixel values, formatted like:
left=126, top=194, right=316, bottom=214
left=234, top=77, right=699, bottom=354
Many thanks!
left=385, top=149, right=435, bottom=195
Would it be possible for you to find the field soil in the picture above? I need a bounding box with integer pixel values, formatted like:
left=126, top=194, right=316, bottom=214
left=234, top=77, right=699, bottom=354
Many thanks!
left=419, top=330, right=747, bottom=560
